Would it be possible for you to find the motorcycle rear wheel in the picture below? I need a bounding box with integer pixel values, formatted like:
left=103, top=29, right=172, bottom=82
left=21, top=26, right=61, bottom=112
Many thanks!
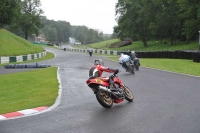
left=123, top=86, right=134, bottom=102
left=135, top=62, right=139, bottom=71
left=96, top=90, right=113, bottom=108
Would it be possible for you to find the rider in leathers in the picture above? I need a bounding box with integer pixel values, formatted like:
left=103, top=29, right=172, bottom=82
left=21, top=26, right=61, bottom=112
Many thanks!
left=89, top=59, right=119, bottom=91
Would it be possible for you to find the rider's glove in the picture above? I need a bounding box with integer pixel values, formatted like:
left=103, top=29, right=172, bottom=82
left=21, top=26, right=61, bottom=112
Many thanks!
left=114, top=69, right=119, bottom=74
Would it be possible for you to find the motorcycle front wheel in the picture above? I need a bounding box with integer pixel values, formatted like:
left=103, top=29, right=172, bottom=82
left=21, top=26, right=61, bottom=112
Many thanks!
left=128, top=65, right=135, bottom=74
left=123, top=86, right=134, bottom=102
left=96, top=90, right=113, bottom=108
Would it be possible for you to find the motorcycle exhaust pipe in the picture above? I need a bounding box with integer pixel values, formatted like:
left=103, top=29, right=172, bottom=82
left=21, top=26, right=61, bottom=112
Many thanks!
left=98, top=86, right=112, bottom=93
left=98, top=86, right=124, bottom=99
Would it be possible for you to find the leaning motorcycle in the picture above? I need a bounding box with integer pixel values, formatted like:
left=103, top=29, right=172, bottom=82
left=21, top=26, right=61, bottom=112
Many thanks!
left=86, top=72, right=134, bottom=108
left=121, top=58, right=135, bottom=74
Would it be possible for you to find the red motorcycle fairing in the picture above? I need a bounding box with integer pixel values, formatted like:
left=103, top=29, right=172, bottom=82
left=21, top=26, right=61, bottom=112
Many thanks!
left=113, top=77, right=122, bottom=85
left=114, top=99, right=124, bottom=103
left=86, top=77, right=110, bottom=87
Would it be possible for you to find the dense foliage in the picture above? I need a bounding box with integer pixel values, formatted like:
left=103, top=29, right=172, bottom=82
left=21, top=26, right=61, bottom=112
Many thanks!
left=114, top=0, right=200, bottom=47
left=40, top=17, right=112, bottom=44
left=0, top=0, right=20, bottom=27
left=41, top=16, right=71, bottom=43
left=17, top=0, right=44, bottom=40
left=71, top=25, right=104, bottom=44
left=1, top=0, right=44, bottom=40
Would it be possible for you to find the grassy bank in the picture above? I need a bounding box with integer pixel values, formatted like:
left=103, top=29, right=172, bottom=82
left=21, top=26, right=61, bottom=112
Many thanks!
left=0, top=29, right=44, bottom=56
left=0, top=67, right=59, bottom=114
left=71, top=38, right=199, bottom=52
left=72, top=38, right=120, bottom=49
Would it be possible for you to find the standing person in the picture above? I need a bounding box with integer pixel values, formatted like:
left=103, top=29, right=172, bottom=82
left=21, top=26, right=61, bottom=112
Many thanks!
left=89, top=59, right=119, bottom=92
left=88, top=49, right=93, bottom=57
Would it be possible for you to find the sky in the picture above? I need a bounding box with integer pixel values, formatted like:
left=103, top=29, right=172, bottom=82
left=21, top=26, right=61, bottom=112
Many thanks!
left=40, top=0, right=118, bottom=34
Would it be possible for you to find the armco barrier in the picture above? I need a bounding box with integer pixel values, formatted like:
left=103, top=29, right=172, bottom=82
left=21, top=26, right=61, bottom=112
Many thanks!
left=0, top=51, right=47, bottom=64
left=193, top=52, right=200, bottom=62
left=65, top=48, right=119, bottom=56
left=137, top=50, right=199, bottom=62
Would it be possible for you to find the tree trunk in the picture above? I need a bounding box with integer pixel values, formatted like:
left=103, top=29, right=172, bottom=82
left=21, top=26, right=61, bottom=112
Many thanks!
left=142, top=35, right=148, bottom=47
left=160, top=36, right=163, bottom=44
left=169, top=31, right=174, bottom=46
left=186, top=38, right=189, bottom=44
left=141, top=26, right=148, bottom=47
left=25, top=31, right=28, bottom=40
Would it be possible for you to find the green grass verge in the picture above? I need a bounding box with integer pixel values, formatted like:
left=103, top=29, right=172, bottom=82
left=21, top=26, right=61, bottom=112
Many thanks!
left=0, top=67, right=59, bottom=114
left=107, top=56, right=200, bottom=76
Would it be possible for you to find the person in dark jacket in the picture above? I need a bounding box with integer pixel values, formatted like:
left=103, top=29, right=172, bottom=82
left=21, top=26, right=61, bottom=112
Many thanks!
left=88, top=49, right=93, bottom=57
left=127, top=50, right=139, bottom=59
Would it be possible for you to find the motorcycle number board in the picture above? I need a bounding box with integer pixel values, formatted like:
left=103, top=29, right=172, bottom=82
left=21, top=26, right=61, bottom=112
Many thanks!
left=95, top=78, right=102, bottom=83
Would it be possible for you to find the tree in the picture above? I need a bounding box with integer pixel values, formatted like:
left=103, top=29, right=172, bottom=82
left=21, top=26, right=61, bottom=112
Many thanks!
left=178, top=0, right=200, bottom=43
left=16, top=0, right=44, bottom=40
left=115, top=0, right=151, bottom=47
left=42, top=26, right=57, bottom=42
left=0, top=0, right=20, bottom=28
left=71, top=25, right=104, bottom=44
left=41, top=19, right=71, bottom=43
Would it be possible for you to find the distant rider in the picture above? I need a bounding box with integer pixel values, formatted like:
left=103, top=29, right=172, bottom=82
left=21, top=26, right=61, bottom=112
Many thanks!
left=89, top=59, right=119, bottom=91
left=127, top=50, right=140, bottom=67
left=127, top=50, right=139, bottom=60
left=119, top=53, right=133, bottom=71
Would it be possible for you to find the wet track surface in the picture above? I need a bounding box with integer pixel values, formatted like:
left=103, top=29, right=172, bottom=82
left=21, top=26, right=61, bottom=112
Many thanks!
left=0, top=47, right=200, bottom=133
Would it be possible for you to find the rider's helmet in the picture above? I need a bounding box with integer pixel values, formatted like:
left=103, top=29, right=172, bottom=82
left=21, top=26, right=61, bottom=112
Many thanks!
left=94, top=59, right=104, bottom=66
left=120, top=52, right=124, bottom=56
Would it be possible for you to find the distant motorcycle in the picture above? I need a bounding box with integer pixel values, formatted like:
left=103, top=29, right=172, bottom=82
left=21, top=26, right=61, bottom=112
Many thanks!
left=126, top=51, right=140, bottom=71
left=121, top=58, right=135, bottom=74
left=86, top=72, right=134, bottom=108
left=133, top=58, right=140, bottom=71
